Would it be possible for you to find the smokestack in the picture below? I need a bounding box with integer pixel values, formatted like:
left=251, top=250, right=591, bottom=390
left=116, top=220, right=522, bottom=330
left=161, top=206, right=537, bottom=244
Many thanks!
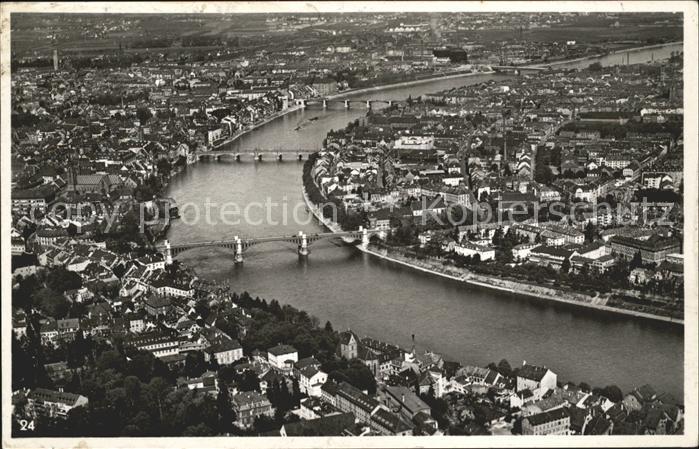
left=53, top=49, right=58, bottom=71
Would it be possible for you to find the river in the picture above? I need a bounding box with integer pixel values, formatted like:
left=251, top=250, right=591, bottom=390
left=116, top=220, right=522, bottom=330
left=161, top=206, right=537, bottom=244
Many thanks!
left=166, top=43, right=684, bottom=399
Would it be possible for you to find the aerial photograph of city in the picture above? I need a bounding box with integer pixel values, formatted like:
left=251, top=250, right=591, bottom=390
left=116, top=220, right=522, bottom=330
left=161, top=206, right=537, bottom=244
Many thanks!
left=2, top=2, right=697, bottom=447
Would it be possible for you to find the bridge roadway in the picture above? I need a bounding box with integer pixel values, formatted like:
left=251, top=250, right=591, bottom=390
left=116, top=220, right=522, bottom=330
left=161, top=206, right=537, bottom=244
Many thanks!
left=197, top=148, right=318, bottom=161
left=160, top=228, right=379, bottom=263
left=491, top=65, right=549, bottom=74
left=294, top=98, right=405, bottom=109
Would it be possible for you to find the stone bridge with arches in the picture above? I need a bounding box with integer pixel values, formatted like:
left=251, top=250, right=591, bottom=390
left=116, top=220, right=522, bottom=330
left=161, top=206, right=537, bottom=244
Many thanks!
left=197, top=148, right=318, bottom=162
left=158, top=227, right=379, bottom=264
left=295, top=98, right=404, bottom=109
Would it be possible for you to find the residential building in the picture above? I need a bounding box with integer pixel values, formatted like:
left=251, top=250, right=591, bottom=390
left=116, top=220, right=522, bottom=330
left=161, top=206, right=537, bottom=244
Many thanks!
left=381, top=385, right=431, bottom=422
left=609, top=235, right=681, bottom=265
left=529, top=246, right=578, bottom=270
left=267, top=344, right=298, bottom=370
left=333, top=381, right=381, bottom=424
left=517, top=363, right=558, bottom=401
left=338, top=330, right=359, bottom=359
left=394, top=135, right=435, bottom=151
left=232, top=391, right=274, bottom=428
left=125, top=313, right=145, bottom=333
left=277, top=412, right=356, bottom=436
left=410, top=195, right=447, bottom=217
left=299, top=366, right=328, bottom=397
left=11, top=186, right=55, bottom=213
left=27, top=388, right=89, bottom=419
left=513, top=243, right=539, bottom=262
left=370, top=407, right=414, bottom=436
left=127, top=331, right=181, bottom=358
left=522, top=407, right=571, bottom=435
left=542, top=225, right=585, bottom=245
left=66, top=173, right=112, bottom=193
left=204, top=339, right=244, bottom=365
left=11, top=237, right=26, bottom=255
left=453, top=242, right=495, bottom=261
left=144, top=295, right=172, bottom=317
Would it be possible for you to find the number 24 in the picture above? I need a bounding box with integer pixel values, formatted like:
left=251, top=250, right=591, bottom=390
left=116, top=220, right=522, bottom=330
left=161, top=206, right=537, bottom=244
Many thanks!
left=18, top=419, right=35, bottom=431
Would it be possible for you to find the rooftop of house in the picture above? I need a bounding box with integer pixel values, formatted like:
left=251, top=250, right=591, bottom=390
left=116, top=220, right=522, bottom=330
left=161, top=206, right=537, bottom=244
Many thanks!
left=28, top=388, right=86, bottom=406
left=337, top=381, right=380, bottom=412
left=281, top=412, right=356, bottom=436
left=56, top=318, right=81, bottom=330
left=339, top=330, right=358, bottom=345
left=145, top=295, right=172, bottom=309
left=268, top=343, right=298, bottom=356
left=531, top=245, right=576, bottom=258
left=295, top=356, right=322, bottom=371
left=524, top=407, right=570, bottom=427
left=232, top=390, right=270, bottom=408
left=320, top=382, right=340, bottom=396
left=371, top=406, right=414, bottom=433
left=207, top=338, right=242, bottom=354
left=383, top=385, right=430, bottom=414
left=518, top=364, right=552, bottom=382
left=299, top=365, right=324, bottom=380
left=610, top=234, right=681, bottom=252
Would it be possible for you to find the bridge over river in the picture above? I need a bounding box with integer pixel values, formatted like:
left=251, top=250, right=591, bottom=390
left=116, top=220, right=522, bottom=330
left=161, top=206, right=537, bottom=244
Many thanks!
left=490, top=65, right=550, bottom=74
left=294, top=98, right=406, bottom=109
left=197, top=148, right=319, bottom=161
left=159, top=227, right=380, bottom=264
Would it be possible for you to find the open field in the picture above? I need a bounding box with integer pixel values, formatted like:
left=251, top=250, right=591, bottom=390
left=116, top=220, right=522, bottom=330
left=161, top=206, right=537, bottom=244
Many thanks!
left=11, top=12, right=683, bottom=57
left=10, top=13, right=271, bottom=56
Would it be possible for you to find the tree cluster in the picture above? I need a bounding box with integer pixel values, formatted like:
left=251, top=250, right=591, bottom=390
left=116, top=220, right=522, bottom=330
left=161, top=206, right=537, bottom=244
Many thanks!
left=322, top=359, right=377, bottom=396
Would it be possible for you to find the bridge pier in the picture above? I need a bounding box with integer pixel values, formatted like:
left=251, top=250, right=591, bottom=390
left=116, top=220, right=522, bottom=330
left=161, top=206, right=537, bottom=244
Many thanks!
left=278, top=153, right=283, bottom=161
left=322, top=99, right=327, bottom=109
left=298, top=154, right=303, bottom=161
left=236, top=153, right=241, bottom=162
left=344, top=100, right=350, bottom=109
left=298, top=231, right=309, bottom=257
left=388, top=100, right=393, bottom=107
left=164, top=240, right=173, bottom=265
left=360, top=226, right=369, bottom=247
left=234, top=237, right=243, bottom=264
left=366, top=100, right=371, bottom=109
